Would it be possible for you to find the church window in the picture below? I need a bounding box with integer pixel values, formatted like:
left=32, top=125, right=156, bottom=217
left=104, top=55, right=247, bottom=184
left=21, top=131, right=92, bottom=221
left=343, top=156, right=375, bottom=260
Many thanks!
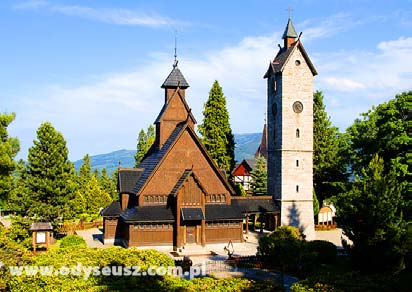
left=296, top=129, right=300, bottom=138
left=296, top=160, right=299, bottom=167
left=296, top=185, right=299, bottom=193
left=295, top=59, right=301, bottom=66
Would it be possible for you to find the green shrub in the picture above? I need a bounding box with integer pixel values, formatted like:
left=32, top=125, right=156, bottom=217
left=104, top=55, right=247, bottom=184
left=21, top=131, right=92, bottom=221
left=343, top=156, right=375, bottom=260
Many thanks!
left=233, top=183, right=247, bottom=196
left=59, top=235, right=86, bottom=248
left=306, top=240, right=337, bottom=264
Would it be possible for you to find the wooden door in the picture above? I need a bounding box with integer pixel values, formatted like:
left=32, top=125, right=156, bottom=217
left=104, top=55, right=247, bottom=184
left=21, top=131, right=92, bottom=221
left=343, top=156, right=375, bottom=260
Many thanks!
left=186, top=226, right=196, bottom=244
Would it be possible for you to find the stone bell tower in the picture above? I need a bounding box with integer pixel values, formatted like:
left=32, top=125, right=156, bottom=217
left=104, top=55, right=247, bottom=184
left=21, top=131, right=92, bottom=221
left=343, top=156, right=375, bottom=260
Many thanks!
left=264, top=18, right=317, bottom=240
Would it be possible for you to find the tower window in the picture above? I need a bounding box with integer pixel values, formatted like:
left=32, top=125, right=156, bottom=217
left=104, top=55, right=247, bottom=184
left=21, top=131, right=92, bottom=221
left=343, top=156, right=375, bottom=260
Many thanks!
left=295, top=59, right=301, bottom=66
left=296, top=129, right=300, bottom=138
left=296, top=185, right=299, bottom=193
left=296, top=160, right=299, bottom=167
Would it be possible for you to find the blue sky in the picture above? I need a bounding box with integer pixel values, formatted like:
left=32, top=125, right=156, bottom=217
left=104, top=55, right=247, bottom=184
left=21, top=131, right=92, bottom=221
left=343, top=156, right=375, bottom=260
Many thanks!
left=1, top=0, right=411, bottom=161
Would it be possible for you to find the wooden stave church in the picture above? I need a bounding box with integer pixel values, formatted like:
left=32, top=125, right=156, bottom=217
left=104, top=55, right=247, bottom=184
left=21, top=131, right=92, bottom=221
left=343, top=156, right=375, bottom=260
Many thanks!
left=101, top=61, right=279, bottom=248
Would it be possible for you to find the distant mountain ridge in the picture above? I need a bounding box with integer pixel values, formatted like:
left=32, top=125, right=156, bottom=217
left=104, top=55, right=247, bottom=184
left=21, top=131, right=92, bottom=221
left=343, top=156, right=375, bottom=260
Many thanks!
left=74, top=133, right=261, bottom=175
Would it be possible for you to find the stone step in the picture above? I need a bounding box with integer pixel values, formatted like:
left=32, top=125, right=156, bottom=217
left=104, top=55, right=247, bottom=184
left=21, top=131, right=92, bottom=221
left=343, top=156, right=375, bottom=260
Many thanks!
left=177, top=244, right=211, bottom=256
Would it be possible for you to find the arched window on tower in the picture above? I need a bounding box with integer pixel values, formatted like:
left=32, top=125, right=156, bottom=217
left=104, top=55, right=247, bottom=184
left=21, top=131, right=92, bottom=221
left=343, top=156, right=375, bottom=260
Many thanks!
left=296, top=129, right=300, bottom=138
left=296, top=185, right=299, bottom=193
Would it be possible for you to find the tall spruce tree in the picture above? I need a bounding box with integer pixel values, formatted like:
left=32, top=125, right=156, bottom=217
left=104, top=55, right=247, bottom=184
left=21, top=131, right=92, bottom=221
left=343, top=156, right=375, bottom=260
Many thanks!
left=134, top=125, right=155, bottom=167
left=250, top=155, right=267, bottom=196
left=313, top=91, right=348, bottom=203
left=0, top=113, right=20, bottom=206
left=198, top=80, right=235, bottom=173
left=79, top=154, right=92, bottom=182
left=24, top=122, right=76, bottom=222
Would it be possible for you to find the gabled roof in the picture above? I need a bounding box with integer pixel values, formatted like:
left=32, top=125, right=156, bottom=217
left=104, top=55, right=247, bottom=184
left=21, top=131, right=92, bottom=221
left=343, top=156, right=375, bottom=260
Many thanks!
left=132, top=122, right=235, bottom=196
left=118, top=168, right=144, bottom=193
left=132, top=122, right=187, bottom=194
left=264, top=40, right=317, bottom=78
left=100, top=201, right=122, bottom=217
left=161, top=65, right=189, bottom=88
left=170, top=169, right=208, bottom=197
left=29, top=222, right=53, bottom=231
left=121, top=205, right=174, bottom=223
left=255, top=123, right=268, bottom=160
left=231, top=159, right=256, bottom=176
left=154, top=87, right=197, bottom=124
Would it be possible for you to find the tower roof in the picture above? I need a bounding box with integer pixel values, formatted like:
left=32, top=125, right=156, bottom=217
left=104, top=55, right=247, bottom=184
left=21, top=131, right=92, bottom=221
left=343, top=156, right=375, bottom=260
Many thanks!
left=161, top=63, right=189, bottom=88
left=282, top=18, right=298, bottom=39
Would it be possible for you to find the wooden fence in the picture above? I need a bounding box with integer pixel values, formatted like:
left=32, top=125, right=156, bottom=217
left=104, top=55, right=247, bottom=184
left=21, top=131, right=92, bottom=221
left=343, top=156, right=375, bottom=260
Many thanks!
left=57, top=220, right=103, bottom=235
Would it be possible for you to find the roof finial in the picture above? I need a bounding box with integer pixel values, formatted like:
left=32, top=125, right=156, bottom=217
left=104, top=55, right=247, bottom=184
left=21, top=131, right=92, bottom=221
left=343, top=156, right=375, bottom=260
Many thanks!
left=173, top=30, right=178, bottom=68
left=287, top=7, right=294, bottom=18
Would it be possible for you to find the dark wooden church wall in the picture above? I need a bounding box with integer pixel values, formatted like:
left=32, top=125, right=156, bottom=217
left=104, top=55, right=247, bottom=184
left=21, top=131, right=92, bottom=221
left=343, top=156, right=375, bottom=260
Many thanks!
left=127, top=223, right=173, bottom=246
left=205, top=221, right=243, bottom=243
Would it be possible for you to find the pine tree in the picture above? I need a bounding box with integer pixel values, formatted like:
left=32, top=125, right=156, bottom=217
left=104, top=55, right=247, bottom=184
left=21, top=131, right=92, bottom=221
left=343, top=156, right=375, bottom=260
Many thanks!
left=79, top=154, right=92, bottom=182
left=76, top=175, right=112, bottom=219
left=24, top=122, right=76, bottom=222
left=198, top=80, right=235, bottom=173
left=250, top=155, right=267, bottom=196
left=313, top=91, right=348, bottom=203
left=336, top=155, right=407, bottom=272
left=134, top=125, right=155, bottom=167
left=0, top=113, right=20, bottom=206
left=99, top=168, right=117, bottom=200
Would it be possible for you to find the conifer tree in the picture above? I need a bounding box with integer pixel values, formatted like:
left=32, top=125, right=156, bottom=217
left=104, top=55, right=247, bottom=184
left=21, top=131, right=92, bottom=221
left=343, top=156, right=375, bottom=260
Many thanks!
left=134, top=125, right=155, bottom=167
left=77, top=175, right=112, bottom=219
left=250, top=155, right=267, bottom=196
left=0, top=113, right=20, bottom=206
left=313, top=91, right=348, bottom=203
left=79, top=154, right=92, bottom=182
left=198, top=80, right=235, bottom=173
left=24, top=122, right=76, bottom=222
left=336, top=155, right=407, bottom=272
left=99, top=168, right=117, bottom=200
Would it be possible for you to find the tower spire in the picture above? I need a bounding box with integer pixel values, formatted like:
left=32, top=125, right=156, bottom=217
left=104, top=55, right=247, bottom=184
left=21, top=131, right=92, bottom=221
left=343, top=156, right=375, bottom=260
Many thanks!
left=282, top=17, right=298, bottom=49
left=173, top=31, right=178, bottom=68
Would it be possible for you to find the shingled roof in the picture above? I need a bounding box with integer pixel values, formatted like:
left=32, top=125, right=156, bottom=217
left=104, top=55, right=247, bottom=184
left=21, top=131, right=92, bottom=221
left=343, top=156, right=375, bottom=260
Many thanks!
left=264, top=40, right=317, bottom=78
left=118, top=168, right=143, bottom=193
left=100, top=201, right=122, bottom=217
left=161, top=65, right=189, bottom=88
left=132, top=122, right=187, bottom=194
left=205, top=204, right=243, bottom=220
left=231, top=197, right=279, bottom=214
left=121, top=205, right=175, bottom=223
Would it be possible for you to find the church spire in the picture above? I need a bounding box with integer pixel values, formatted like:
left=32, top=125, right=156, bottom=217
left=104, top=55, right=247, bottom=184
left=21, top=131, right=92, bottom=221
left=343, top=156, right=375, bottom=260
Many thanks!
left=282, top=18, right=298, bottom=49
left=161, top=49, right=189, bottom=102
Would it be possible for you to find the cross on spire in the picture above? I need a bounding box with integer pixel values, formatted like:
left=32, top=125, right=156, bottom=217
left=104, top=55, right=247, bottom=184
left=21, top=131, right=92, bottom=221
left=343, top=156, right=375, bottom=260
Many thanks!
left=287, top=7, right=294, bottom=18
left=173, top=31, right=178, bottom=68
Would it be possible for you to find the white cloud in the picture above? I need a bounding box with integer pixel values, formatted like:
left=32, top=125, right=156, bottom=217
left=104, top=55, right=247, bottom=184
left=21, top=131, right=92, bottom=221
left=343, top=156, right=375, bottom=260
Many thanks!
left=315, top=36, right=412, bottom=130
left=323, top=77, right=366, bottom=92
left=8, top=12, right=412, bottom=160
left=14, top=1, right=179, bottom=27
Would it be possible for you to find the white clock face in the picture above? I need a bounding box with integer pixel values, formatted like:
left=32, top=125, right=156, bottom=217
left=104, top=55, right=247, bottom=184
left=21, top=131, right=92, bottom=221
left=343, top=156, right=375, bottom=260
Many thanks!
left=293, top=101, right=303, bottom=113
